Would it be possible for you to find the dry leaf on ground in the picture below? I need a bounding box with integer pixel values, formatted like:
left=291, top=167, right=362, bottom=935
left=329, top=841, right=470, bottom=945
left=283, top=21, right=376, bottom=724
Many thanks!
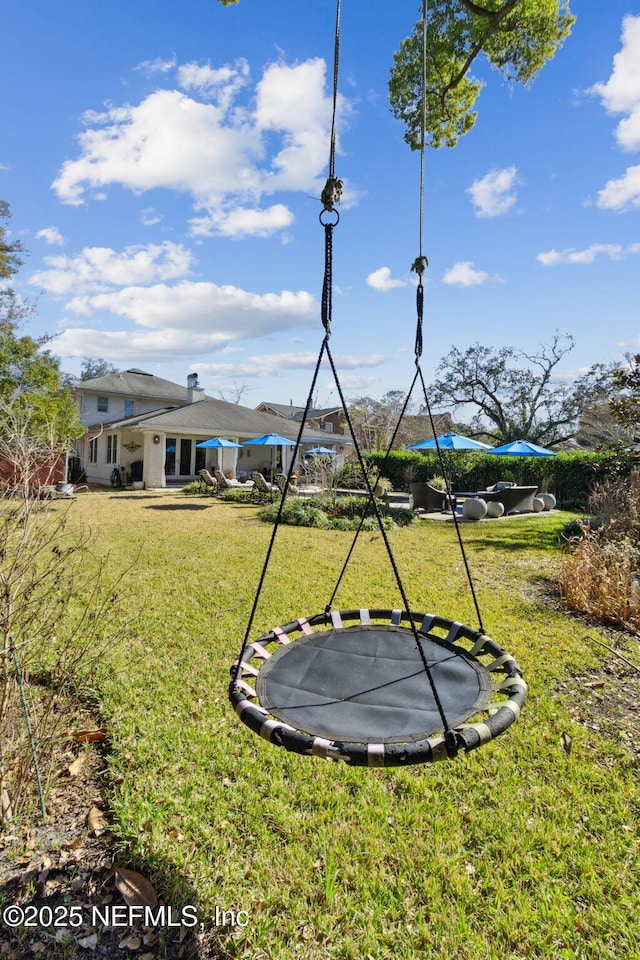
left=114, top=865, right=158, bottom=908
left=74, top=729, right=107, bottom=743
left=68, top=754, right=87, bottom=777
left=87, top=806, right=107, bottom=836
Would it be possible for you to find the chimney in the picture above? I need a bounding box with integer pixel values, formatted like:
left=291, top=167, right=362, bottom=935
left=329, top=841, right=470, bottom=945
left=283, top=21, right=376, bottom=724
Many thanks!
left=187, top=372, right=204, bottom=403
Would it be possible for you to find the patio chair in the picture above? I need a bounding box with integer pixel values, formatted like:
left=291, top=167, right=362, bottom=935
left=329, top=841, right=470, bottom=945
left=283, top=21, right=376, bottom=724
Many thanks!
left=213, top=469, right=248, bottom=490
left=198, top=469, right=218, bottom=492
left=409, top=482, right=455, bottom=512
left=274, top=474, right=323, bottom=497
left=252, top=471, right=278, bottom=495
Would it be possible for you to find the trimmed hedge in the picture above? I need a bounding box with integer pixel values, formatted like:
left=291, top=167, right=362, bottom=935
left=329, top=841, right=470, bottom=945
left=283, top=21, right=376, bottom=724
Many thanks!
left=362, top=449, right=636, bottom=509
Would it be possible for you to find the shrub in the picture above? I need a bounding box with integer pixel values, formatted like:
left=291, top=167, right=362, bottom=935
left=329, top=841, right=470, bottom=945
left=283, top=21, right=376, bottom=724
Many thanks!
left=587, top=476, right=640, bottom=543
left=325, top=495, right=368, bottom=519
left=559, top=536, right=640, bottom=633
left=256, top=494, right=417, bottom=530
left=219, top=488, right=257, bottom=504
left=559, top=517, right=589, bottom=545
left=0, top=494, right=133, bottom=822
left=427, top=475, right=446, bottom=491
left=182, top=480, right=209, bottom=496
left=557, top=474, right=640, bottom=632
left=257, top=500, right=330, bottom=528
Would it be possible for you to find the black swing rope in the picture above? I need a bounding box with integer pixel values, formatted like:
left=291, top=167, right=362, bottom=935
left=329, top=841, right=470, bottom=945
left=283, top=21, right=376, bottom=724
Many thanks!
left=230, top=0, right=508, bottom=762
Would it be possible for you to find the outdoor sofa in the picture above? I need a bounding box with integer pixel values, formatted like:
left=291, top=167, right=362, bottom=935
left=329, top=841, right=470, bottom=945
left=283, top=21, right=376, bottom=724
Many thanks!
left=476, top=485, right=538, bottom=514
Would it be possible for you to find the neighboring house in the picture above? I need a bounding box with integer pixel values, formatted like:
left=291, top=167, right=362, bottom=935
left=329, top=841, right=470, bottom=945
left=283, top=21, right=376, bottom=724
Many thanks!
left=256, top=401, right=347, bottom=438
left=72, top=370, right=334, bottom=488
left=402, top=412, right=454, bottom=447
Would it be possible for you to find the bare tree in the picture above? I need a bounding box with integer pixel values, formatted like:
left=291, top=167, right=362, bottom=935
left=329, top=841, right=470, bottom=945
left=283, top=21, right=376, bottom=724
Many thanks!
left=216, top=381, right=250, bottom=405
left=430, top=333, right=600, bottom=446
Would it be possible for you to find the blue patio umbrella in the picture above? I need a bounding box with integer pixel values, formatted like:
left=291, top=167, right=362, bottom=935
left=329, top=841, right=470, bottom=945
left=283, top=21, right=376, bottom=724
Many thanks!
left=409, top=432, right=493, bottom=451
left=307, top=446, right=338, bottom=455
left=487, top=438, right=556, bottom=483
left=487, top=440, right=556, bottom=457
left=243, top=432, right=296, bottom=447
left=243, top=432, right=297, bottom=479
left=195, top=437, right=242, bottom=448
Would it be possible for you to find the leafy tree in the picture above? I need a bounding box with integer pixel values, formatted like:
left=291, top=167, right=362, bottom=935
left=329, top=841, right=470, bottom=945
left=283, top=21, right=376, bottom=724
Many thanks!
left=0, top=201, right=24, bottom=279
left=389, top=0, right=574, bottom=149
left=610, top=354, right=640, bottom=438
left=429, top=333, right=602, bottom=446
left=214, top=2, right=574, bottom=150
left=0, top=202, right=82, bottom=448
left=572, top=362, right=632, bottom=450
left=80, top=357, right=119, bottom=380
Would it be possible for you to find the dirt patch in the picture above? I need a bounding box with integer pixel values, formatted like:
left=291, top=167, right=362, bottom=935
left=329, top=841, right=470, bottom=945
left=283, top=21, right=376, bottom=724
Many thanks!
left=0, top=726, right=223, bottom=959
left=554, top=650, right=640, bottom=758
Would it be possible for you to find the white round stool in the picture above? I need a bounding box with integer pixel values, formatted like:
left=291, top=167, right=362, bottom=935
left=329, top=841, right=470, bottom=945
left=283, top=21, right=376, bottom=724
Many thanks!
left=463, top=497, right=488, bottom=521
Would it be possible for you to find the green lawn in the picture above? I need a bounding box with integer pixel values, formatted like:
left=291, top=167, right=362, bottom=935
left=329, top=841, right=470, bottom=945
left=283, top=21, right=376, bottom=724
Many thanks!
left=63, top=493, right=640, bottom=959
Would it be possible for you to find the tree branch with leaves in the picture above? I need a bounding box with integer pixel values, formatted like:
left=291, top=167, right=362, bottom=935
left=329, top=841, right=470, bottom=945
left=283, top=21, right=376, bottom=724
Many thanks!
left=389, top=0, right=575, bottom=149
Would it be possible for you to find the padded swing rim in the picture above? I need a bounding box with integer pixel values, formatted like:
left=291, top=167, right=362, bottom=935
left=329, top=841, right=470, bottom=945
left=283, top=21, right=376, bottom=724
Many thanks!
left=230, top=608, right=526, bottom=767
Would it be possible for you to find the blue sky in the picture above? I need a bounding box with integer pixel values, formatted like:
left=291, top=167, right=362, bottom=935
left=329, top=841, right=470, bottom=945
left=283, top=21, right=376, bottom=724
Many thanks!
left=2, top=1, right=639, bottom=411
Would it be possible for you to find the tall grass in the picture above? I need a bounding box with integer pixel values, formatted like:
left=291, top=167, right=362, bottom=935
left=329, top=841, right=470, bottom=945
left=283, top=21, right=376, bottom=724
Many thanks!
left=558, top=476, right=640, bottom=633
left=559, top=537, right=640, bottom=633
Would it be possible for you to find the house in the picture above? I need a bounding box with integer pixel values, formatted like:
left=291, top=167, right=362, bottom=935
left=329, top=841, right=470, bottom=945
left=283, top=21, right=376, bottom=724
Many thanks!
left=256, top=401, right=347, bottom=438
left=72, top=370, right=337, bottom=488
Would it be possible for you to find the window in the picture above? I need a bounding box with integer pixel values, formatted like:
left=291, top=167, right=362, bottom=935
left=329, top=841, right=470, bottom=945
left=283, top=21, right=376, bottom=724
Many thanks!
left=124, top=399, right=134, bottom=417
left=97, top=396, right=109, bottom=412
left=89, top=438, right=98, bottom=463
left=106, top=435, right=118, bottom=464
left=324, top=421, right=333, bottom=433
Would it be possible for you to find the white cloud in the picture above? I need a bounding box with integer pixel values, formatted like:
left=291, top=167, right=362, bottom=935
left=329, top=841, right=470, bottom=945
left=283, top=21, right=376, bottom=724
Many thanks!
left=199, top=351, right=386, bottom=380
left=588, top=16, right=640, bottom=212
left=52, top=57, right=341, bottom=238
left=177, top=60, right=249, bottom=107
left=329, top=375, right=381, bottom=393
left=53, top=282, right=318, bottom=361
left=537, top=242, right=640, bottom=265
left=189, top=203, right=294, bottom=239
left=140, top=208, right=162, bottom=226
left=442, top=261, right=490, bottom=286
left=588, top=15, right=640, bottom=152
left=596, top=164, right=640, bottom=212
left=366, top=266, right=406, bottom=292
left=29, top=242, right=195, bottom=295
left=134, top=56, right=177, bottom=76
left=36, top=226, right=64, bottom=246
left=467, top=166, right=518, bottom=218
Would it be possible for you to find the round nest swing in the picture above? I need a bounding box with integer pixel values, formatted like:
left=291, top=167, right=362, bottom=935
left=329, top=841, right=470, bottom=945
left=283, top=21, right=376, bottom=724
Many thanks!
left=228, top=0, right=526, bottom=767
left=231, top=609, right=526, bottom=767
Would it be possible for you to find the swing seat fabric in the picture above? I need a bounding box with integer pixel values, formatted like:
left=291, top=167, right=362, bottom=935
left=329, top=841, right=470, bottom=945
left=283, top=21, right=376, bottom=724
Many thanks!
left=230, top=609, right=526, bottom=767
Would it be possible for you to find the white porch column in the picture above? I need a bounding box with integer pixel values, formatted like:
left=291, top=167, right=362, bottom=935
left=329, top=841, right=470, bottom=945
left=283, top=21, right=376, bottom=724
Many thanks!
left=143, top=432, right=166, bottom=488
